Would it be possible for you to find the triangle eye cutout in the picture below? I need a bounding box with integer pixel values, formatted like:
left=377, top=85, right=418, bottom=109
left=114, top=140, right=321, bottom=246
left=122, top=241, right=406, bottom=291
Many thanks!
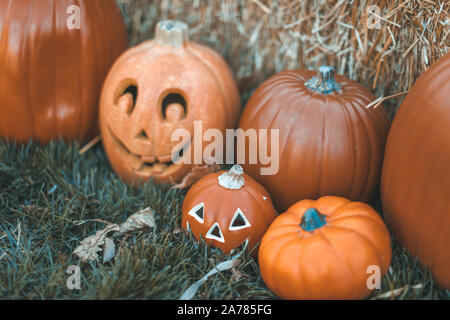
left=205, top=222, right=225, bottom=243
left=188, top=202, right=204, bottom=223
left=229, top=208, right=251, bottom=231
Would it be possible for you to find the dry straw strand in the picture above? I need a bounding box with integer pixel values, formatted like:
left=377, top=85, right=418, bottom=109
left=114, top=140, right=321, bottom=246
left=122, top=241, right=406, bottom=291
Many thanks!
left=116, top=0, right=449, bottom=117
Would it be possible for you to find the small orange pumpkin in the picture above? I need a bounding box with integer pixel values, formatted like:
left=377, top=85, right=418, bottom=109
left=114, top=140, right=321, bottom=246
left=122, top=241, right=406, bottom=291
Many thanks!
left=182, top=165, right=277, bottom=254
left=258, top=196, right=392, bottom=300
left=100, top=20, right=241, bottom=185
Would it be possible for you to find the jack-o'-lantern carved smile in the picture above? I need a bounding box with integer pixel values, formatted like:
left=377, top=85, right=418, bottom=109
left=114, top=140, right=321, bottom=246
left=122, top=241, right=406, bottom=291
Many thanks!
left=103, top=84, right=195, bottom=182
left=99, top=20, right=241, bottom=185
left=107, top=124, right=191, bottom=177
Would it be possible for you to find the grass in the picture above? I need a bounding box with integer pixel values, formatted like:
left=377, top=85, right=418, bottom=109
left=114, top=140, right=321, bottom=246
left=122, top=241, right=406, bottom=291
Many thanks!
left=0, top=140, right=448, bottom=300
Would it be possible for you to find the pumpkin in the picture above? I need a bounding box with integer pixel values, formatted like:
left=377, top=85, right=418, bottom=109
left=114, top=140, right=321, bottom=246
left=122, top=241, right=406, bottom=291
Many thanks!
left=258, top=196, right=392, bottom=300
left=0, top=0, right=128, bottom=144
left=99, top=20, right=241, bottom=185
left=182, top=165, right=277, bottom=254
left=381, top=53, right=450, bottom=289
left=238, top=66, right=390, bottom=212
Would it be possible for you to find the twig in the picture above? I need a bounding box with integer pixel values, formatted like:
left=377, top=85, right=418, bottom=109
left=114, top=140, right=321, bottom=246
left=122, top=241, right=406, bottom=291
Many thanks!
left=79, top=135, right=102, bottom=155
left=385, top=0, right=413, bottom=19
left=365, top=91, right=410, bottom=109
left=251, top=0, right=270, bottom=14
left=73, top=218, right=114, bottom=226
left=402, top=37, right=420, bottom=58
left=372, top=283, right=423, bottom=299
left=370, top=12, right=402, bottom=28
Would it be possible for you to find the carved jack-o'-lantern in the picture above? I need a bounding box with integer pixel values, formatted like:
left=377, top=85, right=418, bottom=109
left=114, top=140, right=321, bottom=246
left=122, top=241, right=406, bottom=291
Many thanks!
left=182, top=165, right=277, bottom=254
left=99, top=20, right=241, bottom=185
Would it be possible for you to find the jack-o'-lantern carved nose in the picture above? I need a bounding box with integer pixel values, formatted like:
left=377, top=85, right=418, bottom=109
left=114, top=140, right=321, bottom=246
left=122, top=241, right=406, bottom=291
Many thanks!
left=136, top=129, right=149, bottom=140
left=162, top=92, right=186, bottom=122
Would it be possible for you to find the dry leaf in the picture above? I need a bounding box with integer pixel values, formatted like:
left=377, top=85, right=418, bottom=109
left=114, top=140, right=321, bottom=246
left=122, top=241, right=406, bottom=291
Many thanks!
left=119, top=207, right=156, bottom=233
left=73, top=207, right=156, bottom=263
left=171, top=160, right=222, bottom=189
left=180, top=254, right=241, bottom=300
left=73, top=224, right=119, bottom=262
left=102, top=237, right=116, bottom=264
left=230, top=267, right=243, bottom=282
left=172, top=228, right=182, bottom=234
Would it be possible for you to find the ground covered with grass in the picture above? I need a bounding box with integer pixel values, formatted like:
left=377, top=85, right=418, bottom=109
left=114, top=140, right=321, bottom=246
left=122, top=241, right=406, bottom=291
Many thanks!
left=0, top=141, right=448, bottom=299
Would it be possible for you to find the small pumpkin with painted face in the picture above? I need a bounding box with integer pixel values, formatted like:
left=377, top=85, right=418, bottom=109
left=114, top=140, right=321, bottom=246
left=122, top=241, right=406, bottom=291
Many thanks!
left=182, top=165, right=277, bottom=254
left=99, top=20, right=241, bottom=185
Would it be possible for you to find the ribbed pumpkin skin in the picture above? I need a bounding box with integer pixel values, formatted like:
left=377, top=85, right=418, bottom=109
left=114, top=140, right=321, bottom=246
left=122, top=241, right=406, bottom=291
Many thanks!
left=0, top=0, right=128, bottom=144
left=238, top=70, right=390, bottom=212
left=381, top=53, right=450, bottom=289
left=258, top=196, right=392, bottom=300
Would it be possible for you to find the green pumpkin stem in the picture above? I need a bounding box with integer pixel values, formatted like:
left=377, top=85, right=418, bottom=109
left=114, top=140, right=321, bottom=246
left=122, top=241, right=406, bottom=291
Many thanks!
left=305, top=65, right=342, bottom=94
left=300, top=208, right=327, bottom=231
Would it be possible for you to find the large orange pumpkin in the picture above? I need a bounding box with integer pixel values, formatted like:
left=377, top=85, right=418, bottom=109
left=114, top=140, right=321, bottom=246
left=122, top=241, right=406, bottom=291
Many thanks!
left=182, top=165, right=277, bottom=254
left=0, top=0, right=128, bottom=144
left=381, top=53, right=450, bottom=289
left=238, top=66, right=390, bottom=212
left=258, top=196, right=392, bottom=300
left=100, top=20, right=241, bottom=185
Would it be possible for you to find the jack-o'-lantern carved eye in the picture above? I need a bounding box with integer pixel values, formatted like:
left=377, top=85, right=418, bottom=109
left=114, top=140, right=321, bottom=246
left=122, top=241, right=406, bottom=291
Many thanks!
left=205, top=222, right=225, bottom=243
left=229, top=208, right=251, bottom=230
left=123, top=85, right=138, bottom=109
left=162, top=92, right=187, bottom=122
left=188, top=202, right=204, bottom=223
left=115, top=79, right=138, bottom=116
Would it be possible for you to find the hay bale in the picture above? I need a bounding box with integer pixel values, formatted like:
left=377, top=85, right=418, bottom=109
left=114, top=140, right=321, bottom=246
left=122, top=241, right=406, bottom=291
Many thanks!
left=116, top=0, right=449, bottom=117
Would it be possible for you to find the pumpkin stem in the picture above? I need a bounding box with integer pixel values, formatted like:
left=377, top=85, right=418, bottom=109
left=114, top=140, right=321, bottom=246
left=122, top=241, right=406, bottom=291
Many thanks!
left=305, top=65, right=342, bottom=94
left=218, top=165, right=245, bottom=190
left=300, top=208, right=327, bottom=231
left=155, top=20, right=189, bottom=48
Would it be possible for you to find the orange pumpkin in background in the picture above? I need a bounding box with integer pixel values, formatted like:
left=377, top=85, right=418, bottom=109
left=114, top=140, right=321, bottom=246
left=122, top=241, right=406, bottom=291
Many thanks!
left=381, top=53, right=450, bottom=289
left=238, top=66, right=390, bottom=212
left=0, top=0, right=128, bottom=144
left=182, top=165, right=277, bottom=254
left=100, top=20, right=241, bottom=185
left=258, top=196, right=392, bottom=300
